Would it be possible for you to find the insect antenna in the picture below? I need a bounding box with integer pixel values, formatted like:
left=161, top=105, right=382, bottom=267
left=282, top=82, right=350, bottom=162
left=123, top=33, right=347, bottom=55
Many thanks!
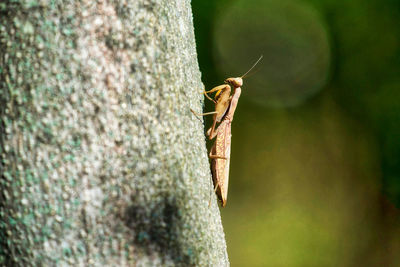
left=241, top=64, right=262, bottom=79
left=240, top=55, right=263, bottom=79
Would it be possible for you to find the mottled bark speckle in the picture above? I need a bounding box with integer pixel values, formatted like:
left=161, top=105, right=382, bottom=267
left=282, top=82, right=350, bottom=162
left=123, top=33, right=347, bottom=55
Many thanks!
left=0, top=0, right=229, bottom=266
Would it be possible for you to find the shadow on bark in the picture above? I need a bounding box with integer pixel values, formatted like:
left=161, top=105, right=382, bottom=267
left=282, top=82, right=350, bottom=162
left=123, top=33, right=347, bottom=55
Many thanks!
left=124, top=193, right=193, bottom=266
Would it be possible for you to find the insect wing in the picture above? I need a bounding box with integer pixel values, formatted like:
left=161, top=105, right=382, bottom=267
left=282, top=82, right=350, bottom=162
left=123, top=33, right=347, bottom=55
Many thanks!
left=212, top=120, right=232, bottom=207
left=215, top=100, right=230, bottom=122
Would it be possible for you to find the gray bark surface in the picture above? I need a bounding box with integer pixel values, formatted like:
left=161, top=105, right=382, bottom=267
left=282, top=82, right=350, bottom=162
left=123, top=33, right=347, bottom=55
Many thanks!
left=0, top=0, right=229, bottom=266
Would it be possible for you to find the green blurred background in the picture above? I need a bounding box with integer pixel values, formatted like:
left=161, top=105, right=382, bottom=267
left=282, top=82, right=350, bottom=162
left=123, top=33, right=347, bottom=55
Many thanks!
left=192, top=0, right=400, bottom=266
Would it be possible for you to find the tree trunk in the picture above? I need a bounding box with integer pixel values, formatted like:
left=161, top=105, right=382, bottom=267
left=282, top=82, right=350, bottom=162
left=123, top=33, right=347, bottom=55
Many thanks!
left=0, top=0, right=229, bottom=266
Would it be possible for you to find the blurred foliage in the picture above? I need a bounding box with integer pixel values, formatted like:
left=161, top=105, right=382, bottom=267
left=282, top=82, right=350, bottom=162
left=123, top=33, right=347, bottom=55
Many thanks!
left=192, top=0, right=400, bottom=265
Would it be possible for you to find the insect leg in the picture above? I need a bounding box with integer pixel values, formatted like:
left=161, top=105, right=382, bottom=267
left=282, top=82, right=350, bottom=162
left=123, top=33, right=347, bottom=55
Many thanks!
left=190, top=109, right=218, bottom=117
left=203, top=91, right=216, bottom=103
left=209, top=150, right=227, bottom=160
left=209, top=155, right=227, bottom=160
left=204, top=84, right=229, bottom=94
left=206, top=119, right=218, bottom=139
left=214, top=182, right=219, bottom=193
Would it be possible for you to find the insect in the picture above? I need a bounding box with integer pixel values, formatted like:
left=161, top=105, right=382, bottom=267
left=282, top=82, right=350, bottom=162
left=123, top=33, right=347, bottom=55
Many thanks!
left=191, top=55, right=263, bottom=207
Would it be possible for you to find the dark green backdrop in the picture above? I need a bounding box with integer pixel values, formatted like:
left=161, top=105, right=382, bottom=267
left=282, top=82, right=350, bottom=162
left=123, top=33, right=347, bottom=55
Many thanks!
left=192, top=0, right=400, bottom=265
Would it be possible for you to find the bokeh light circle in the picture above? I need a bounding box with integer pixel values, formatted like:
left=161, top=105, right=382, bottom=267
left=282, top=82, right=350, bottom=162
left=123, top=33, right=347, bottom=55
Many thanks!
left=214, top=0, right=331, bottom=107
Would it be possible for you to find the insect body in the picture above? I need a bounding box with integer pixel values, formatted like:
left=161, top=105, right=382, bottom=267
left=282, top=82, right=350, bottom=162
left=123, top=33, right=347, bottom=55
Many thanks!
left=209, top=85, right=241, bottom=207
left=191, top=56, right=263, bottom=207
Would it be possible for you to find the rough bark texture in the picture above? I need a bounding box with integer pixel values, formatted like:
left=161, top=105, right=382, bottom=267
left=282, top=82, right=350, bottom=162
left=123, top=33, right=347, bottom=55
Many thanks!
left=0, top=0, right=229, bottom=266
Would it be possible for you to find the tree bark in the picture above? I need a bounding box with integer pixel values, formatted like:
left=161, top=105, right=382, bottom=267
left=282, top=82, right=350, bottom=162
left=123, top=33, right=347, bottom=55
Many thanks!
left=0, top=0, right=229, bottom=266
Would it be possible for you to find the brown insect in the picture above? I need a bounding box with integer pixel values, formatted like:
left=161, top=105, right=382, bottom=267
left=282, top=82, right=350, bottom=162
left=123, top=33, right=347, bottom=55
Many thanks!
left=191, top=56, right=263, bottom=207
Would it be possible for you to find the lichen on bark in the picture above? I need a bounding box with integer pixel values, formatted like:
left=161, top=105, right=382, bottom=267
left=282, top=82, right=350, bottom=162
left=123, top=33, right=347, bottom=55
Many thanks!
left=0, top=0, right=229, bottom=266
